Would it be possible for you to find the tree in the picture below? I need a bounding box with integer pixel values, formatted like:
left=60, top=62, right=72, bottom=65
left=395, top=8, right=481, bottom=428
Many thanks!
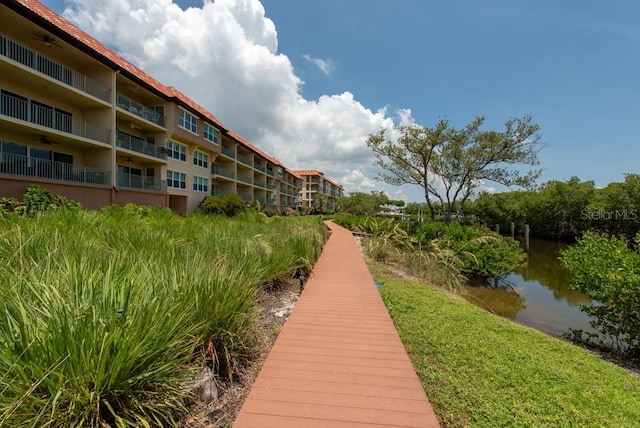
left=366, top=114, right=545, bottom=220
left=561, top=232, right=640, bottom=353
left=337, top=191, right=390, bottom=216
left=587, top=173, right=640, bottom=239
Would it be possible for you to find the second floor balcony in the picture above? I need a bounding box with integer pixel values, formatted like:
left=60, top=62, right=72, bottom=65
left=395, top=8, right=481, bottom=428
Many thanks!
left=1, top=90, right=110, bottom=144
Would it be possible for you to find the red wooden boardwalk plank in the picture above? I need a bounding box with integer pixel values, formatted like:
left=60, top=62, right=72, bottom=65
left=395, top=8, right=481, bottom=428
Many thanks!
left=234, top=221, right=440, bottom=428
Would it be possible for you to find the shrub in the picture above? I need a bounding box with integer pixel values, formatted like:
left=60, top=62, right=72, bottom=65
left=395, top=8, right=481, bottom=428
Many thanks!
left=245, top=200, right=261, bottom=213
left=262, top=208, right=279, bottom=217
left=561, top=232, right=640, bottom=353
left=333, top=216, right=524, bottom=282
left=3, top=185, right=81, bottom=216
left=415, top=222, right=525, bottom=278
left=0, top=197, right=19, bottom=216
left=198, top=193, right=245, bottom=217
left=283, top=207, right=299, bottom=217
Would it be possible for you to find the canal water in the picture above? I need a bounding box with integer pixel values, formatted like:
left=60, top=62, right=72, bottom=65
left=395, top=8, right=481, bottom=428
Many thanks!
left=461, top=238, right=596, bottom=337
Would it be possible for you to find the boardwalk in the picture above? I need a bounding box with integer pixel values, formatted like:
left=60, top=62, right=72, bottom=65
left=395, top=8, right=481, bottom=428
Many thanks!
left=234, top=221, right=440, bottom=428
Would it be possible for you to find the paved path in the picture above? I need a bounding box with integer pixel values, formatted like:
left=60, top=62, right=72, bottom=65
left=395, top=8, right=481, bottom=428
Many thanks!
left=234, top=220, right=440, bottom=427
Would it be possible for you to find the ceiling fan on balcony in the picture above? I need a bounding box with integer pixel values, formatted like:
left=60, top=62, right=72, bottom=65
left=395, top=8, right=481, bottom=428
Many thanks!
left=34, top=135, right=59, bottom=145
left=32, top=34, right=63, bottom=48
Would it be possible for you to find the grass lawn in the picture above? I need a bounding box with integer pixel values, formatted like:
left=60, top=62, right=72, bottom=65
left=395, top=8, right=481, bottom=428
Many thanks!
left=369, top=261, right=640, bottom=427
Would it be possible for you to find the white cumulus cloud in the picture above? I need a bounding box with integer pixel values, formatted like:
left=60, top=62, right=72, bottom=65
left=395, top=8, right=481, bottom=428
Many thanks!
left=61, top=0, right=416, bottom=198
left=302, top=54, right=335, bottom=75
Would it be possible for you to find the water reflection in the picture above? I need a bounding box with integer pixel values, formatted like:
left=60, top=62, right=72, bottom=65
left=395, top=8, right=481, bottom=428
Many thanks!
left=461, top=238, right=596, bottom=336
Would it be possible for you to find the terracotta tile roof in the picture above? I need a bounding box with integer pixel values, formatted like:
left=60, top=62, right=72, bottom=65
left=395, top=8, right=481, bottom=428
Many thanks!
left=165, top=86, right=227, bottom=132
left=325, top=177, right=344, bottom=189
left=225, top=132, right=297, bottom=179
left=293, top=169, right=322, bottom=177
left=227, top=131, right=273, bottom=163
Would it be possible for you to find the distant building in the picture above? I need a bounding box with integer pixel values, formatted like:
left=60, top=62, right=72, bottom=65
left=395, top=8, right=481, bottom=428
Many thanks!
left=293, top=170, right=344, bottom=211
left=0, top=0, right=303, bottom=214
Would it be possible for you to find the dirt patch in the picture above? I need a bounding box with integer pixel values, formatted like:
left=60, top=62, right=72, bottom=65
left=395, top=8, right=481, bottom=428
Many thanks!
left=178, top=276, right=304, bottom=427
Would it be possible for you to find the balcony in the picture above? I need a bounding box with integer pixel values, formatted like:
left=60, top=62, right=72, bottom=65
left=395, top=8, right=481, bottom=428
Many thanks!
left=116, top=130, right=166, bottom=160
left=212, top=164, right=235, bottom=180
left=266, top=167, right=273, bottom=176
left=1, top=151, right=110, bottom=185
left=116, top=171, right=166, bottom=192
left=254, top=163, right=265, bottom=173
left=237, top=153, right=252, bottom=167
left=221, top=146, right=236, bottom=159
left=1, top=90, right=110, bottom=144
left=116, top=93, right=164, bottom=127
left=237, top=174, right=253, bottom=185
left=254, top=179, right=265, bottom=188
left=0, top=33, right=110, bottom=102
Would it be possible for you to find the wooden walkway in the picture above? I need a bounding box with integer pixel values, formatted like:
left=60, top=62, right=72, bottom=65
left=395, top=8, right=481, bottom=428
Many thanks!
left=234, top=221, right=440, bottom=427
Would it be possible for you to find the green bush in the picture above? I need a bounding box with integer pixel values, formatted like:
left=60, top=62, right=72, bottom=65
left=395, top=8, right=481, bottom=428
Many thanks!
left=561, top=232, right=640, bottom=353
left=332, top=216, right=525, bottom=281
left=0, top=185, right=81, bottom=217
left=198, top=193, right=245, bottom=217
left=415, top=222, right=525, bottom=278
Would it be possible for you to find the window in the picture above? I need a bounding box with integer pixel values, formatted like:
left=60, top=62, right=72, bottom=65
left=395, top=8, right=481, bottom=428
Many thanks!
left=193, top=151, right=208, bottom=168
left=166, top=140, right=186, bottom=161
left=178, top=109, right=197, bottom=134
left=1, top=141, right=27, bottom=157
left=193, top=176, right=209, bottom=193
left=204, top=123, right=219, bottom=144
left=167, top=170, right=186, bottom=189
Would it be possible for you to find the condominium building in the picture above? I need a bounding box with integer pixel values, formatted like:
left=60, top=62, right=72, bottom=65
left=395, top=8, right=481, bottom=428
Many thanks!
left=0, top=0, right=303, bottom=214
left=294, top=170, right=344, bottom=211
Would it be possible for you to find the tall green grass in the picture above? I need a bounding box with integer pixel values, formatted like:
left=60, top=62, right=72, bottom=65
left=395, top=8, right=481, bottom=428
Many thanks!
left=0, top=207, right=325, bottom=426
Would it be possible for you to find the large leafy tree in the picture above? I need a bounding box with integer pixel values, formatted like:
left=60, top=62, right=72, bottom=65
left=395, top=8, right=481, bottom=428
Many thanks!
left=366, top=114, right=546, bottom=220
left=337, top=191, right=391, bottom=216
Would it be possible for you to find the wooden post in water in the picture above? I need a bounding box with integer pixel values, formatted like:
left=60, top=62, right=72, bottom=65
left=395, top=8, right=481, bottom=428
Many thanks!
left=524, top=224, right=530, bottom=252
left=495, top=224, right=500, bottom=234
left=510, top=222, right=515, bottom=240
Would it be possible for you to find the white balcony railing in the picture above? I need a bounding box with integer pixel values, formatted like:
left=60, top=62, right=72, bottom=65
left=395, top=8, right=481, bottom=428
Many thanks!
left=0, top=33, right=111, bottom=102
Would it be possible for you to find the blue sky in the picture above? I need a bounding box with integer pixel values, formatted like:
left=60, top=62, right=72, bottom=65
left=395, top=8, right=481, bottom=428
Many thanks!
left=42, top=0, right=640, bottom=201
